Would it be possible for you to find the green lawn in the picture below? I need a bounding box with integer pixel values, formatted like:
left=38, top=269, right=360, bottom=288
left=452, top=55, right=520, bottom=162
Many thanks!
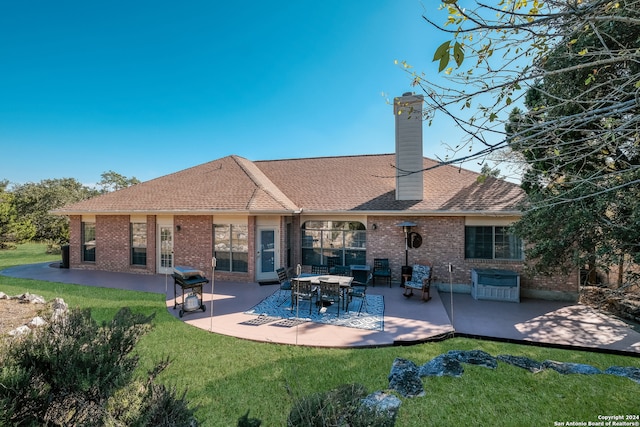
left=1, top=244, right=638, bottom=426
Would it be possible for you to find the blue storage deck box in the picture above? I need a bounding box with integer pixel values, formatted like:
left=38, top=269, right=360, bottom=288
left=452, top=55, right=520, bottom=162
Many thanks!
left=471, top=268, right=520, bottom=302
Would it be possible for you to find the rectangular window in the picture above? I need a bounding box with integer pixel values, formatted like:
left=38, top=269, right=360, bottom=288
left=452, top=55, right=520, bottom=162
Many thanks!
left=465, top=226, right=523, bottom=260
left=82, top=222, right=96, bottom=262
left=494, top=226, right=523, bottom=259
left=130, top=223, right=147, bottom=266
left=213, top=224, right=248, bottom=272
left=301, top=221, right=366, bottom=266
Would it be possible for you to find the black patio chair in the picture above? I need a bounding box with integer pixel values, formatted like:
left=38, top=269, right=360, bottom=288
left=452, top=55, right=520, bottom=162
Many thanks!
left=318, top=280, right=342, bottom=317
left=311, top=264, right=329, bottom=275
left=347, top=273, right=372, bottom=315
left=276, top=267, right=291, bottom=306
left=373, top=258, right=392, bottom=287
left=291, top=278, right=315, bottom=316
left=332, top=265, right=351, bottom=276
left=326, top=256, right=341, bottom=272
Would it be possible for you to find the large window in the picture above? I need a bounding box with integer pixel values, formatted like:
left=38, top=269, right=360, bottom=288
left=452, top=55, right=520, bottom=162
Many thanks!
left=301, top=221, right=366, bottom=266
left=82, top=222, right=96, bottom=262
left=214, top=224, right=248, bottom=272
left=465, top=226, right=523, bottom=260
left=130, top=223, right=147, bottom=266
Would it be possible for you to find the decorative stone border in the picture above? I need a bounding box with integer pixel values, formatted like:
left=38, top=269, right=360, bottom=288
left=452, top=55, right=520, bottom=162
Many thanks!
left=388, top=349, right=640, bottom=399
left=0, top=292, right=68, bottom=337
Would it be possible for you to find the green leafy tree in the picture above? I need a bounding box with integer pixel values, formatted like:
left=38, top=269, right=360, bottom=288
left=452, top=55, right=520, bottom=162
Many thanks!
left=505, top=1, right=640, bottom=284
left=408, top=0, right=640, bottom=286
left=11, top=178, right=98, bottom=244
left=98, top=170, right=140, bottom=193
left=409, top=0, right=639, bottom=162
left=476, top=163, right=502, bottom=183
left=0, top=180, right=36, bottom=248
left=4, top=171, right=139, bottom=245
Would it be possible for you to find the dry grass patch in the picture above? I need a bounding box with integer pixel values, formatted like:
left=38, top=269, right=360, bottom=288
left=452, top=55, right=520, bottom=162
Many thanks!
left=0, top=298, right=43, bottom=336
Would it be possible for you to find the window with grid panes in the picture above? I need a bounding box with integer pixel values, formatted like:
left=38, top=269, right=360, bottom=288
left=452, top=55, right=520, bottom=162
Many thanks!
left=301, top=221, right=366, bottom=266
left=130, top=223, right=147, bottom=266
left=465, top=226, right=523, bottom=260
left=213, top=224, right=248, bottom=272
left=82, top=222, right=96, bottom=262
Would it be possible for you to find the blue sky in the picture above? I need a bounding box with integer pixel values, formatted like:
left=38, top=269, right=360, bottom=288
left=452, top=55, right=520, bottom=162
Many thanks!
left=1, top=1, right=469, bottom=186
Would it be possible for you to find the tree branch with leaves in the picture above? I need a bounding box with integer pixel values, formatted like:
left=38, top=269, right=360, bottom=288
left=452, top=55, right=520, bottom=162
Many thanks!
left=411, top=0, right=640, bottom=285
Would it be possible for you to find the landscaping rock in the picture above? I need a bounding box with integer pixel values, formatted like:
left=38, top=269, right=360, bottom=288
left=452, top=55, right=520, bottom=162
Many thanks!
left=542, top=360, right=601, bottom=375
left=28, top=316, right=47, bottom=328
left=388, top=357, right=425, bottom=398
left=8, top=325, right=31, bottom=337
left=360, top=391, right=401, bottom=422
left=2, top=297, right=68, bottom=339
left=51, top=297, right=68, bottom=321
left=419, top=354, right=464, bottom=377
left=604, top=366, right=640, bottom=384
left=497, top=355, right=544, bottom=373
left=17, top=293, right=46, bottom=304
left=446, top=349, right=497, bottom=369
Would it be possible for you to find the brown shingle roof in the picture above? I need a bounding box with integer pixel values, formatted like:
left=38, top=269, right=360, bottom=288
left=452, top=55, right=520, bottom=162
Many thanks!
left=256, top=154, right=523, bottom=213
left=54, top=154, right=523, bottom=215
left=55, top=155, right=298, bottom=214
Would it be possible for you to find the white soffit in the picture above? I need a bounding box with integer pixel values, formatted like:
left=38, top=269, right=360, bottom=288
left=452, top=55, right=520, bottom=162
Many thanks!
left=213, top=215, right=248, bottom=225
left=465, top=216, right=519, bottom=226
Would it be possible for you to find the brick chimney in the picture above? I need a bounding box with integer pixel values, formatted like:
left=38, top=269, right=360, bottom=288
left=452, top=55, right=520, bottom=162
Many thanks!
left=394, top=92, right=424, bottom=201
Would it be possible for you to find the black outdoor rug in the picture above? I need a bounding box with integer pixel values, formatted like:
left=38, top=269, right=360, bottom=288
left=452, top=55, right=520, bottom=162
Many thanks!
left=238, top=315, right=281, bottom=326
left=244, top=289, right=384, bottom=331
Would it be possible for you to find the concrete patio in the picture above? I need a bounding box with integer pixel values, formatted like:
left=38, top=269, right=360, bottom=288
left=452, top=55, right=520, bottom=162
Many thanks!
left=2, top=262, right=640, bottom=354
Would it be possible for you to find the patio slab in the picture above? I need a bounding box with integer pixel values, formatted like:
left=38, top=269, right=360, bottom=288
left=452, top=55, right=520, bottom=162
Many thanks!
left=2, top=262, right=639, bottom=354
left=172, top=280, right=455, bottom=348
left=443, top=292, right=640, bottom=354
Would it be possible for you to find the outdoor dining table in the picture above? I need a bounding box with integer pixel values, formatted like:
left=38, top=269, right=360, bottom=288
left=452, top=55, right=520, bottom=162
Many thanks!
left=300, top=273, right=354, bottom=286
left=296, top=274, right=354, bottom=310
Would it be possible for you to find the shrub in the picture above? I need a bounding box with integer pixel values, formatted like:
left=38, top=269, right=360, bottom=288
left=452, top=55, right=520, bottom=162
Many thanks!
left=287, top=383, right=395, bottom=427
left=45, top=240, right=62, bottom=255
left=237, top=410, right=262, bottom=427
left=0, top=307, right=197, bottom=426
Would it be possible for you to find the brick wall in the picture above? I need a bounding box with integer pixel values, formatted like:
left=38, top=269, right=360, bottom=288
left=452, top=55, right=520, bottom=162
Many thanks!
left=68, top=215, right=83, bottom=269
left=278, top=216, right=290, bottom=272
left=174, top=215, right=213, bottom=274
left=95, top=215, right=130, bottom=272
left=366, top=216, right=467, bottom=284
left=70, top=214, right=155, bottom=274
left=290, top=215, right=302, bottom=271
left=67, top=212, right=578, bottom=296
left=146, top=216, right=156, bottom=273
left=366, top=216, right=578, bottom=296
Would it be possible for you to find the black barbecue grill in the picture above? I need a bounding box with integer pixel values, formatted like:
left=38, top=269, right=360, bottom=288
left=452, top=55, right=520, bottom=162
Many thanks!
left=172, top=266, right=209, bottom=317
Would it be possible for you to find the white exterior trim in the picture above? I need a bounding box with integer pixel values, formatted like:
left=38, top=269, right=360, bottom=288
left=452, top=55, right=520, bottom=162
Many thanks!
left=465, top=216, right=519, bottom=226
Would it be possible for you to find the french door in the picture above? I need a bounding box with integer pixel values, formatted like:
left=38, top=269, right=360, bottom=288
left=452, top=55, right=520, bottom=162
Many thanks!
left=158, top=225, right=173, bottom=274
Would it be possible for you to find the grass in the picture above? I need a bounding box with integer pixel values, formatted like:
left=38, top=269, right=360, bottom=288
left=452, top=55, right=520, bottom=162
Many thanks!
left=1, top=243, right=639, bottom=426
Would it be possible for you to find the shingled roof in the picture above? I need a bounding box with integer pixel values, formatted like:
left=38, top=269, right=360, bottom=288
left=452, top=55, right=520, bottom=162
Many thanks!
left=54, top=154, right=524, bottom=215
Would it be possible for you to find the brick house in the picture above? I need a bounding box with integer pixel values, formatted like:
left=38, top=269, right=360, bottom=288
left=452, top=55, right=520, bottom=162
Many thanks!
left=53, top=94, right=579, bottom=301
